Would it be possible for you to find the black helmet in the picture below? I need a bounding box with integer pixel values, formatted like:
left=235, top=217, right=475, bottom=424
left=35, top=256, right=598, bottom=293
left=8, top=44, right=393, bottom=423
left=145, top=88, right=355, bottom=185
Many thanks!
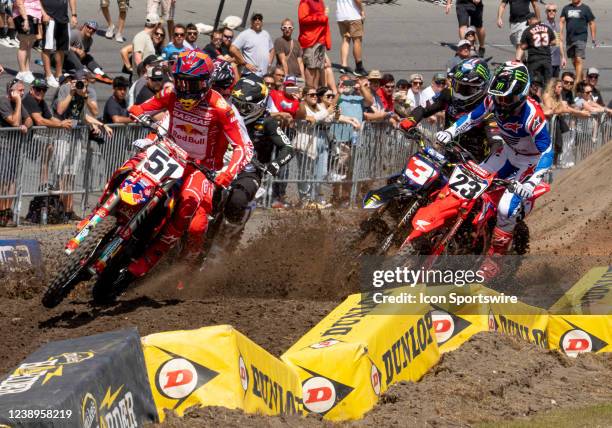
left=231, top=74, right=269, bottom=125
left=211, top=58, right=236, bottom=93
left=449, top=58, right=491, bottom=110
left=488, top=61, right=530, bottom=118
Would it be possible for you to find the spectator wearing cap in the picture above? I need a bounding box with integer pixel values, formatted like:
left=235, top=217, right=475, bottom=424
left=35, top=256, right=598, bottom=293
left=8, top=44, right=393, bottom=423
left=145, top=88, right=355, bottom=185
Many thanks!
left=103, top=76, right=130, bottom=123
left=162, top=23, right=189, bottom=60
left=364, top=73, right=397, bottom=123
left=128, top=54, right=160, bottom=106
left=298, top=0, right=332, bottom=88
left=66, top=21, right=113, bottom=85
left=100, top=0, right=128, bottom=43
left=392, top=78, right=412, bottom=118
left=464, top=26, right=479, bottom=57
left=336, top=0, right=367, bottom=77
left=516, top=13, right=556, bottom=87
left=446, top=39, right=471, bottom=73
left=560, top=0, right=597, bottom=85
left=422, top=72, right=448, bottom=107
left=543, top=3, right=566, bottom=78
left=365, top=69, right=384, bottom=110
left=13, top=0, right=43, bottom=84
left=147, top=0, right=176, bottom=36
left=274, top=18, right=305, bottom=80
left=40, top=0, right=78, bottom=89
left=132, top=13, right=160, bottom=78
left=185, top=23, right=199, bottom=49
left=23, top=78, right=71, bottom=128
left=230, top=12, right=273, bottom=77
left=135, top=65, right=164, bottom=104
left=407, top=73, right=426, bottom=109
left=53, top=69, right=99, bottom=120
left=267, top=74, right=303, bottom=126
left=445, top=0, right=486, bottom=58
left=497, top=0, right=540, bottom=48
left=585, top=67, right=604, bottom=107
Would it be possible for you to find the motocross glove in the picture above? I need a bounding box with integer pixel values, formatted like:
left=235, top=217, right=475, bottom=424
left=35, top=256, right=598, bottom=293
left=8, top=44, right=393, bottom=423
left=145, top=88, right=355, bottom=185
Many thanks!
left=399, top=117, right=417, bottom=132
left=265, top=161, right=280, bottom=176
left=132, top=138, right=154, bottom=150
left=513, top=180, right=536, bottom=199
left=435, top=130, right=453, bottom=145
left=214, top=171, right=234, bottom=189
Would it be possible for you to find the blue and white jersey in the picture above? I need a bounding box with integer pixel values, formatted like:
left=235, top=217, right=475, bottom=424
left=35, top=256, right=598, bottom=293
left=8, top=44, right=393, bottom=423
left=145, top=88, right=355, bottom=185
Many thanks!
left=447, top=96, right=553, bottom=176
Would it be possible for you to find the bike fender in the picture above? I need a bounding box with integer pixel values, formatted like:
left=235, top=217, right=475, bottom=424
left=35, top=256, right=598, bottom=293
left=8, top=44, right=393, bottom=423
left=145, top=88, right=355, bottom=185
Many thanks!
left=362, top=183, right=415, bottom=209
left=408, top=193, right=462, bottom=240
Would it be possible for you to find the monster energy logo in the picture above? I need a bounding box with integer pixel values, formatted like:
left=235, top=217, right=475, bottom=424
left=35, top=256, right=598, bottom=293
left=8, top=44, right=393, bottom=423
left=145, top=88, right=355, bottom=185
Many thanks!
left=496, top=82, right=505, bottom=90
left=475, top=64, right=489, bottom=79
left=515, top=70, right=528, bottom=83
left=454, top=71, right=463, bottom=78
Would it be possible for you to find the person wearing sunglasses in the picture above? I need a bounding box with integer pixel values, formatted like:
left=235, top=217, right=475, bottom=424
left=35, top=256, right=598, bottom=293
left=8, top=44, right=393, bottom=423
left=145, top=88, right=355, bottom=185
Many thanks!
left=274, top=18, right=305, bottom=81
left=542, top=3, right=566, bottom=78
left=406, top=73, right=426, bottom=109
left=131, top=14, right=161, bottom=78
left=162, top=24, right=189, bottom=60
left=23, top=78, right=71, bottom=129
left=575, top=83, right=612, bottom=115
left=66, top=21, right=113, bottom=85
left=559, top=71, right=576, bottom=105
left=585, top=67, right=604, bottom=107
left=230, top=12, right=274, bottom=77
left=422, top=72, right=448, bottom=107
left=184, top=23, right=199, bottom=49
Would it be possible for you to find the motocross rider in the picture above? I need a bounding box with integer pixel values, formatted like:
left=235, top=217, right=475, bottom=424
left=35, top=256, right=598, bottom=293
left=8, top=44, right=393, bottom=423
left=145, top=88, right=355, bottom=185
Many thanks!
left=217, top=72, right=294, bottom=245
left=399, top=58, right=495, bottom=162
left=435, top=61, right=552, bottom=277
left=125, top=50, right=253, bottom=277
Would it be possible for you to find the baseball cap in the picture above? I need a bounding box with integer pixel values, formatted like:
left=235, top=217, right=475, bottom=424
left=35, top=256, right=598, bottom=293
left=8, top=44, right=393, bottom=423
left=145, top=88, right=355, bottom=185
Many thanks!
left=72, top=69, right=88, bottom=81
left=525, top=12, right=537, bottom=20
left=367, top=69, right=383, bottom=80
left=457, top=39, right=471, bottom=49
left=31, top=78, right=48, bottom=89
left=145, top=13, right=160, bottom=26
left=112, top=76, right=129, bottom=88
left=251, top=12, right=263, bottom=21
left=283, top=75, right=297, bottom=86
left=587, top=67, right=599, bottom=76
left=84, top=20, right=98, bottom=30
left=147, top=66, right=164, bottom=80
left=410, top=73, right=424, bottom=83
left=396, top=78, right=410, bottom=87
left=143, top=54, right=163, bottom=66
left=465, top=26, right=476, bottom=35
left=433, top=72, right=447, bottom=82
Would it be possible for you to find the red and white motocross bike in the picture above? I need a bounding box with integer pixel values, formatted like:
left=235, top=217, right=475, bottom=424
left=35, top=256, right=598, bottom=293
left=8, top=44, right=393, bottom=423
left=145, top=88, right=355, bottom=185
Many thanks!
left=397, top=141, right=550, bottom=269
left=42, top=115, right=216, bottom=308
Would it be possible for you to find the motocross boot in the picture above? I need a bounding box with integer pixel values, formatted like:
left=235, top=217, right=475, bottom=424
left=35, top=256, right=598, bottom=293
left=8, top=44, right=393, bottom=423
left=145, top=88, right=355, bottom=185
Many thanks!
left=479, top=227, right=513, bottom=281
left=127, top=225, right=181, bottom=277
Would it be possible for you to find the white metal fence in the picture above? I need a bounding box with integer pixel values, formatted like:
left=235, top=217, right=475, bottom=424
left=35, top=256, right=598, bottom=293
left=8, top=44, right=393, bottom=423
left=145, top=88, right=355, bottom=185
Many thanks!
left=0, top=114, right=609, bottom=224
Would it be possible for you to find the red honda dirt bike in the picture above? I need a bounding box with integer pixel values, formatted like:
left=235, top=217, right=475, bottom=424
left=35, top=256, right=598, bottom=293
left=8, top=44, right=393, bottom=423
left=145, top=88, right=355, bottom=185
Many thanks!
left=41, top=115, right=217, bottom=308
left=397, top=140, right=550, bottom=271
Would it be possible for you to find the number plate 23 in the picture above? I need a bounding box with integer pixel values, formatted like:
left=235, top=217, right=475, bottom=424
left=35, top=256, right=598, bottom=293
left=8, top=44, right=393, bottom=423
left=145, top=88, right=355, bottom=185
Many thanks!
left=141, top=146, right=184, bottom=182
left=448, top=165, right=488, bottom=200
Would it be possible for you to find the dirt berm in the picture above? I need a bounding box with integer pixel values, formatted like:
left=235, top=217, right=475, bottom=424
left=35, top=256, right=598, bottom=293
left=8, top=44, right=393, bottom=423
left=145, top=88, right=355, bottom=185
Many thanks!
left=0, top=142, right=611, bottom=426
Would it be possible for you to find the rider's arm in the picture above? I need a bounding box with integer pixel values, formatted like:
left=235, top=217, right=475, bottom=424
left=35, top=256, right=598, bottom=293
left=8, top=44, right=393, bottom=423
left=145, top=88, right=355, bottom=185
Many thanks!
left=446, top=97, right=492, bottom=137
left=128, top=86, right=173, bottom=117
left=527, top=109, right=553, bottom=184
left=264, top=117, right=294, bottom=168
left=217, top=97, right=253, bottom=179
left=411, top=88, right=451, bottom=122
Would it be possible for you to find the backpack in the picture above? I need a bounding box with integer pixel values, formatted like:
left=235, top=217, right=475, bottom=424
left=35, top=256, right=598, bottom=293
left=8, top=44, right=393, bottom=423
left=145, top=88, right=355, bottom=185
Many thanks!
left=26, top=196, right=66, bottom=224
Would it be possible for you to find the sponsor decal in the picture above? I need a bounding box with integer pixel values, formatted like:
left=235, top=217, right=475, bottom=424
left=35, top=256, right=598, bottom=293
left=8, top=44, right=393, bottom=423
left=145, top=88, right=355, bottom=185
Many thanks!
left=309, top=339, right=340, bottom=349
left=496, top=314, right=548, bottom=348
left=415, top=219, right=431, bottom=231
left=81, top=393, right=99, bottom=428
left=0, top=239, right=42, bottom=270
left=370, top=363, right=381, bottom=396
left=250, top=364, right=301, bottom=414
left=152, top=347, right=218, bottom=409
left=0, top=352, right=94, bottom=396
left=320, top=293, right=388, bottom=337
left=560, top=321, right=608, bottom=357
left=488, top=310, right=498, bottom=331
left=299, top=367, right=353, bottom=415
left=81, top=386, right=138, bottom=428
left=502, top=122, right=522, bottom=133
left=431, top=308, right=472, bottom=345
left=579, top=266, right=612, bottom=311
left=239, top=355, right=249, bottom=392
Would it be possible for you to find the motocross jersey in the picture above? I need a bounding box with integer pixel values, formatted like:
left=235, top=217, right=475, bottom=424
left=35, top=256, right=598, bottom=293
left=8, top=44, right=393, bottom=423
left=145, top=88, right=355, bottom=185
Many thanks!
left=243, top=113, right=294, bottom=173
left=410, top=88, right=494, bottom=162
left=129, top=87, right=253, bottom=179
left=447, top=95, right=553, bottom=181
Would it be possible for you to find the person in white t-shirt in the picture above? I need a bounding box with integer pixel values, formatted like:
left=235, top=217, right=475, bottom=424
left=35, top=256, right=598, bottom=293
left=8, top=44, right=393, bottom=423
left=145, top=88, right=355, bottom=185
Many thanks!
left=336, top=0, right=367, bottom=76
left=421, top=72, right=448, bottom=107
left=407, top=73, right=426, bottom=109
left=230, top=12, right=274, bottom=77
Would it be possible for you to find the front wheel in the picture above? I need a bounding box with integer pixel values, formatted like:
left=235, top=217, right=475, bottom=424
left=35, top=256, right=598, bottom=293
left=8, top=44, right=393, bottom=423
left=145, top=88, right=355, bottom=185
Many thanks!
left=42, top=217, right=117, bottom=308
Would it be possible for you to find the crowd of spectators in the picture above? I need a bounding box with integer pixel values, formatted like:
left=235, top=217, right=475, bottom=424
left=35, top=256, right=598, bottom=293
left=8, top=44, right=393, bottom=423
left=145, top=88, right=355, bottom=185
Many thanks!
left=0, top=0, right=609, bottom=218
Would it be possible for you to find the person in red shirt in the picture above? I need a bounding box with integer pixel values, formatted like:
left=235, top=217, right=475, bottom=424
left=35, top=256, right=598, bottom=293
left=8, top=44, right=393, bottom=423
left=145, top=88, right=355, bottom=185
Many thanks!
left=376, top=73, right=395, bottom=112
left=266, top=75, right=302, bottom=125
left=126, top=50, right=252, bottom=277
left=298, top=0, right=332, bottom=88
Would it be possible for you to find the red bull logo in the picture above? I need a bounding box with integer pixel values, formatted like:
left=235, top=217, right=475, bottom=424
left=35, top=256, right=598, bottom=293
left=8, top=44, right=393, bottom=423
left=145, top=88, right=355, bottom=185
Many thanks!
left=119, top=179, right=151, bottom=206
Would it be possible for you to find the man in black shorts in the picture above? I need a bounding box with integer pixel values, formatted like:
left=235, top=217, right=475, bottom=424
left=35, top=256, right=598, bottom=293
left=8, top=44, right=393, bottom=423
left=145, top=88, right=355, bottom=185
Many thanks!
left=40, top=0, right=78, bottom=89
left=560, top=0, right=596, bottom=84
left=446, top=0, right=486, bottom=57
left=516, top=13, right=556, bottom=87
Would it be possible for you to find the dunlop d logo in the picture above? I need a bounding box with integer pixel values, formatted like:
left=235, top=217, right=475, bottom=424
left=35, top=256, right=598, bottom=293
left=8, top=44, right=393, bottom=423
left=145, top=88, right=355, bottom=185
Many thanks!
left=560, top=320, right=608, bottom=357
left=299, top=367, right=353, bottom=415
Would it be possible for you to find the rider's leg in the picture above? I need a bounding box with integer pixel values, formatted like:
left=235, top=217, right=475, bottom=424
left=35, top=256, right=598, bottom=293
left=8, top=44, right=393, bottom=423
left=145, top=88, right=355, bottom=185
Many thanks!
left=128, top=167, right=213, bottom=277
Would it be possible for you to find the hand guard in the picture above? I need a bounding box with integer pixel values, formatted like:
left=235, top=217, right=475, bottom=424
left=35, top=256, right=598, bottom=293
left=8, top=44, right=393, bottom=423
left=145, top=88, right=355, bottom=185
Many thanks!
left=435, top=130, right=453, bottom=145
left=214, top=171, right=234, bottom=189
left=132, top=138, right=154, bottom=150
left=399, top=117, right=417, bottom=132
left=513, top=180, right=536, bottom=199
left=265, top=161, right=280, bottom=176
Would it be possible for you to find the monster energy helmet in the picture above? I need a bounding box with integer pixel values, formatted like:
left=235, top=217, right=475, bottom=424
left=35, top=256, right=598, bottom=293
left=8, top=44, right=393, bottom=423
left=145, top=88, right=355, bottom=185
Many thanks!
left=448, top=58, right=491, bottom=110
left=488, top=61, right=531, bottom=117
left=231, top=74, right=269, bottom=125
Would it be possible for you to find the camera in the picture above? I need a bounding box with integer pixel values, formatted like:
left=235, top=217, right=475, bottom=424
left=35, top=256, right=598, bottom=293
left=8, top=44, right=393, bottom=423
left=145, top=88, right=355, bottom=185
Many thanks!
left=75, top=80, right=85, bottom=90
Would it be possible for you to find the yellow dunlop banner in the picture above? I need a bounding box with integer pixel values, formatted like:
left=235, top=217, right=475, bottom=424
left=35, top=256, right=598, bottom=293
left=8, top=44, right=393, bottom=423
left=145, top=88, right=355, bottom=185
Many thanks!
left=427, top=285, right=490, bottom=353
left=547, top=266, right=611, bottom=357
left=482, top=286, right=549, bottom=348
left=141, top=325, right=303, bottom=422
left=282, top=286, right=439, bottom=420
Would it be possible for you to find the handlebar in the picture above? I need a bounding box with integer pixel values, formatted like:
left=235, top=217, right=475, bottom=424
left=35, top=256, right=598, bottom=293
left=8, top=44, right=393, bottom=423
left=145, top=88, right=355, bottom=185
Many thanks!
left=491, top=178, right=516, bottom=192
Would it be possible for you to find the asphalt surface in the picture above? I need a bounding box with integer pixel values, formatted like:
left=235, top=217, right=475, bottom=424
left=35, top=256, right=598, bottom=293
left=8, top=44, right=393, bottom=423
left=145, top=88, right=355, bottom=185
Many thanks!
left=0, top=0, right=610, bottom=109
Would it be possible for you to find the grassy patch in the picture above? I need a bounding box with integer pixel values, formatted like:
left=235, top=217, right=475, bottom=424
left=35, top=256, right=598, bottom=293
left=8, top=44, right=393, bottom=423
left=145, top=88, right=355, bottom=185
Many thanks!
left=476, top=403, right=612, bottom=428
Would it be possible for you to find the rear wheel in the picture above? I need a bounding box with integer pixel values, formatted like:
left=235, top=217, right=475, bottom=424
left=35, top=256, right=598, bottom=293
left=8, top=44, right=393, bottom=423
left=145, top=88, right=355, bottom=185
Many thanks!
left=42, top=217, right=117, bottom=308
